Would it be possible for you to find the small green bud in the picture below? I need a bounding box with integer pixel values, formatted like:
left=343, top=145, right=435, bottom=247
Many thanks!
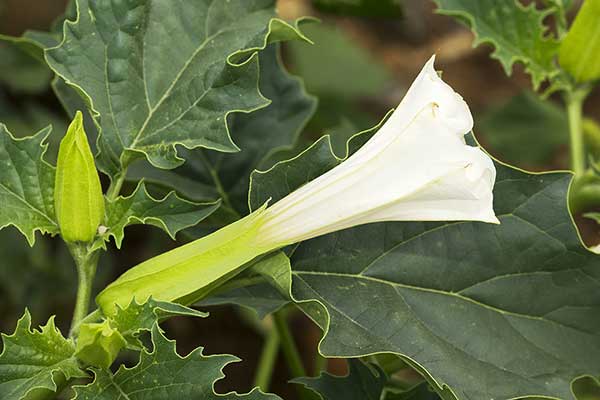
left=55, top=111, right=105, bottom=242
left=75, top=320, right=126, bottom=369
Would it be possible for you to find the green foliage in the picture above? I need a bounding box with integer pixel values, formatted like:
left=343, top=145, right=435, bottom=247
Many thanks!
left=3, top=1, right=600, bottom=399
left=73, top=324, right=281, bottom=400
left=98, top=182, right=220, bottom=249
left=559, top=0, right=600, bottom=83
left=287, top=23, right=391, bottom=98
left=294, top=360, right=386, bottom=400
left=0, top=311, right=86, bottom=400
left=479, top=91, right=567, bottom=168
left=55, top=112, right=105, bottom=243
left=46, top=0, right=312, bottom=178
left=108, top=298, right=207, bottom=349
left=128, top=44, right=317, bottom=217
left=0, top=94, right=68, bottom=164
left=0, top=125, right=58, bottom=245
left=0, top=44, right=52, bottom=94
left=434, top=0, right=559, bottom=88
left=249, top=133, right=600, bottom=400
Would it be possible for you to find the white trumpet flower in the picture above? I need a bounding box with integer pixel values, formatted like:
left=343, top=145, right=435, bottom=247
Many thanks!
left=97, top=56, right=498, bottom=314
left=257, top=55, right=498, bottom=247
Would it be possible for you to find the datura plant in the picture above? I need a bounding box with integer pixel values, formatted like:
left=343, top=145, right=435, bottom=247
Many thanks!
left=96, top=56, right=498, bottom=315
left=0, top=1, right=599, bottom=400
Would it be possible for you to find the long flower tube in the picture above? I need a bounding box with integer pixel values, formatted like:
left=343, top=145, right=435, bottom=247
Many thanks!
left=96, top=56, right=498, bottom=315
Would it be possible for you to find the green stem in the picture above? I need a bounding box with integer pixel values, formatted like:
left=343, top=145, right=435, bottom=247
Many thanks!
left=106, top=169, right=127, bottom=201
left=254, top=317, right=280, bottom=391
left=566, top=89, right=588, bottom=176
left=314, top=351, right=327, bottom=376
left=68, top=244, right=100, bottom=337
left=273, top=309, right=307, bottom=380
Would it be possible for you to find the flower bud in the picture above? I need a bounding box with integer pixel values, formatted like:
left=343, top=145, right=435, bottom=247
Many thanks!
left=55, top=111, right=105, bottom=242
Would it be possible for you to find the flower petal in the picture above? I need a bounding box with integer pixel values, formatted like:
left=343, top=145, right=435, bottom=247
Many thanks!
left=258, top=56, right=497, bottom=247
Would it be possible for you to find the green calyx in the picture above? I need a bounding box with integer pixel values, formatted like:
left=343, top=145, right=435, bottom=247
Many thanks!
left=75, top=320, right=126, bottom=369
left=96, top=205, right=274, bottom=316
left=54, top=111, right=105, bottom=243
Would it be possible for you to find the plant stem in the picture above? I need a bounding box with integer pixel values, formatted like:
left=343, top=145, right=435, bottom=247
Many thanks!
left=68, top=244, right=100, bottom=337
left=273, top=310, right=307, bottom=377
left=566, top=88, right=588, bottom=176
left=254, top=317, right=280, bottom=391
left=314, top=351, right=327, bottom=376
left=106, top=169, right=127, bottom=201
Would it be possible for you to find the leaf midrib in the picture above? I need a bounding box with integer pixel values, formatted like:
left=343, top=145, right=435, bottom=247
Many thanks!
left=131, top=7, right=255, bottom=152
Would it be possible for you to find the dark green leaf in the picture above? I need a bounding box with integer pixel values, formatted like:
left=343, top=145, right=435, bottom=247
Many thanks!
left=249, top=133, right=600, bottom=400
left=0, top=125, right=58, bottom=245
left=97, top=181, right=220, bottom=249
left=478, top=91, right=567, bottom=168
left=128, top=43, right=317, bottom=217
left=0, top=44, right=52, bottom=94
left=73, top=324, right=280, bottom=400
left=434, top=0, right=559, bottom=88
left=294, top=360, right=386, bottom=400
left=287, top=23, right=391, bottom=98
left=0, top=311, right=86, bottom=400
left=46, top=0, right=311, bottom=178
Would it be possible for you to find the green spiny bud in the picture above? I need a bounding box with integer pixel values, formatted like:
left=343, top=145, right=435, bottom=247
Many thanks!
left=55, top=111, right=105, bottom=242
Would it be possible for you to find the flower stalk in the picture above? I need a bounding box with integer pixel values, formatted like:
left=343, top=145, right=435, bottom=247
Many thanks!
left=565, top=88, right=588, bottom=176
left=69, top=243, right=100, bottom=337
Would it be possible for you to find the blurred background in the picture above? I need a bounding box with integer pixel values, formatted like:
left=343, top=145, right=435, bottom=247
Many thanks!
left=1, top=0, right=599, bottom=399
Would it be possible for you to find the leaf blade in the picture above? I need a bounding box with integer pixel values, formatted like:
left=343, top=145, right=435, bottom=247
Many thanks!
left=248, top=132, right=600, bottom=400
left=73, top=324, right=280, bottom=400
left=98, top=181, right=220, bottom=249
left=46, top=0, right=312, bottom=178
left=0, top=125, right=58, bottom=245
left=433, top=0, right=559, bottom=88
left=0, top=311, right=86, bottom=400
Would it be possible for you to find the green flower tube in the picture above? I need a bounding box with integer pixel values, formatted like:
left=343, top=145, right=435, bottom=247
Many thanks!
left=96, top=206, right=275, bottom=315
